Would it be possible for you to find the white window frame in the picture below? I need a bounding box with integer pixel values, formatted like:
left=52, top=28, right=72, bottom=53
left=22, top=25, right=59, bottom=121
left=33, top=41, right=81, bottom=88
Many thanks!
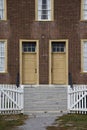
left=0, top=0, right=7, bottom=20
left=81, top=40, right=87, bottom=72
left=35, top=0, right=54, bottom=21
left=0, top=40, right=7, bottom=73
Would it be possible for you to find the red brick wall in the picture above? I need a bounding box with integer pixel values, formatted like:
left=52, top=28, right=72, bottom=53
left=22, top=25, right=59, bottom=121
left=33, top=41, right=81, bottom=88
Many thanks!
left=0, top=0, right=87, bottom=84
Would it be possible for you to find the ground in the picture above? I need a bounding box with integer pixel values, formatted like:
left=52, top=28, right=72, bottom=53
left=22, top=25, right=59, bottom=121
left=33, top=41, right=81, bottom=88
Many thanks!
left=47, top=114, right=87, bottom=130
left=0, top=114, right=28, bottom=130
left=0, top=113, right=87, bottom=130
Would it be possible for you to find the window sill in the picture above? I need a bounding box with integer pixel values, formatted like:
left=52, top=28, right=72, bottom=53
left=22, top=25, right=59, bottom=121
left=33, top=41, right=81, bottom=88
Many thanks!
left=23, top=52, right=36, bottom=54
left=80, top=19, right=87, bottom=22
left=52, top=52, right=66, bottom=54
left=0, top=71, right=8, bottom=74
left=0, top=19, right=7, bottom=22
left=80, top=71, right=87, bottom=74
left=35, top=19, right=54, bottom=22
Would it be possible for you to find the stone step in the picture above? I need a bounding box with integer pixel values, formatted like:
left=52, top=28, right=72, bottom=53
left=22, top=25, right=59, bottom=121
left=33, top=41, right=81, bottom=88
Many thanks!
left=23, top=85, right=68, bottom=115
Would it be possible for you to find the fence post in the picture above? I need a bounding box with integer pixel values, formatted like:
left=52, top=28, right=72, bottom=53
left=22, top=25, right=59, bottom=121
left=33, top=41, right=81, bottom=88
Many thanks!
left=17, top=87, right=23, bottom=113
left=20, top=87, right=24, bottom=113
left=69, top=72, right=73, bottom=88
left=16, top=73, right=20, bottom=88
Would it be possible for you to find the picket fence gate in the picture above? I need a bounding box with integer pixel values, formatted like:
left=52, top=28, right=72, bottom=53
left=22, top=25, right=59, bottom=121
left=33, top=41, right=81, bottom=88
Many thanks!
left=68, top=85, right=87, bottom=114
left=0, top=84, right=87, bottom=115
left=0, top=84, right=23, bottom=114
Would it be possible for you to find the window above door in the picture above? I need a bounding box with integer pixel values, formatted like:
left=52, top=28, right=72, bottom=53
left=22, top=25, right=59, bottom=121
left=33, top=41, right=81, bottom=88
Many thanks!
left=22, top=42, right=36, bottom=52
left=35, top=0, right=54, bottom=21
left=52, top=42, right=66, bottom=53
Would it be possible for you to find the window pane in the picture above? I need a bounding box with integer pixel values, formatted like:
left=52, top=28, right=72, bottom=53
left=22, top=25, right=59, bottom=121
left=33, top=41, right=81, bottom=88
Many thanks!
left=22, top=42, right=36, bottom=52
left=61, top=48, right=64, bottom=52
left=83, top=41, right=87, bottom=71
left=32, top=47, right=35, bottom=52
left=84, top=0, right=87, bottom=4
left=0, top=41, right=5, bottom=72
left=52, top=42, right=65, bottom=52
left=83, top=0, right=87, bottom=19
left=41, top=0, right=48, bottom=19
left=0, top=0, right=4, bottom=19
left=38, top=0, right=51, bottom=20
left=83, top=58, right=87, bottom=71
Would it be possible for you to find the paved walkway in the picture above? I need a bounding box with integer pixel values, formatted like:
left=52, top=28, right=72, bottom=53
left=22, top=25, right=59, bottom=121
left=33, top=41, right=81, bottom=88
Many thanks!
left=16, top=113, right=63, bottom=130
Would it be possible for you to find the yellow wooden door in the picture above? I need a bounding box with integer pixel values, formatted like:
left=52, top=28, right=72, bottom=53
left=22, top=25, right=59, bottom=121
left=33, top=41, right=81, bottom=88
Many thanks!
left=22, top=53, right=37, bottom=84
left=52, top=53, right=66, bottom=84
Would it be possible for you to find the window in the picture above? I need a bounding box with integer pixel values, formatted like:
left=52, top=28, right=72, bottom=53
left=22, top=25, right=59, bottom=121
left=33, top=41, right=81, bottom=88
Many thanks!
left=82, top=40, right=87, bottom=72
left=0, top=0, right=6, bottom=20
left=36, top=0, right=53, bottom=21
left=22, top=42, right=36, bottom=52
left=0, top=41, right=7, bottom=72
left=81, top=0, right=87, bottom=20
left=52, top=42, right=65, bottom=52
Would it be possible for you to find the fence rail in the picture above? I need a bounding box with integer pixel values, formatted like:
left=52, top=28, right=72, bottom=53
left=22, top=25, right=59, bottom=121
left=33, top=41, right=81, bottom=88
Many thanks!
left=68, top=85, right=87, bottom=114
left=0, top=84, right=23, bottom=114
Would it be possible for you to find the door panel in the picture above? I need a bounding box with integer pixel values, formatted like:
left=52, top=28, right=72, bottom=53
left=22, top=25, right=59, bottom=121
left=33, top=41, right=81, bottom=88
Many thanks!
left=52, top=53, right=66, bottom=84
left=22, top=53, right=37, bottom=84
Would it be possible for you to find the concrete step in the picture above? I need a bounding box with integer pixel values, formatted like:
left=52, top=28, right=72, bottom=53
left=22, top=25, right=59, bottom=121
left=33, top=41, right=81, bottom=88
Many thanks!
left=23, top=85, right=68, bottom=115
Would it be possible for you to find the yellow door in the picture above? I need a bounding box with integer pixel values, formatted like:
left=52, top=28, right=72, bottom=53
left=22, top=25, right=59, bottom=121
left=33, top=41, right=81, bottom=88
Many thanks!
left=50, top=41, right=68, bottom=85
left=22, top=53, right=37, bottom=84
left=21, top=42, right=38, bottom=84
left=52, top=53, right=66, bottom=84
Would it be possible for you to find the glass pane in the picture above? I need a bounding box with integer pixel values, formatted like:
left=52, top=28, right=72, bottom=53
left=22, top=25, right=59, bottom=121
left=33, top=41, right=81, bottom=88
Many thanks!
left=84, top=0, right=87, bottom=4
left=0, top=42, right=5, bottom=56
left=83, top=41, right=87, bottom=71
left=83, top=59, right=87, bottom=71
left=0, top=58, right=5, bottom=72
left=28, top=47, right=31, bottom=52
left=38, top=0, right=51, bottom=20
left=52, top=42, right=65, bottom=52
left=22, top=42, right=36, bottom=52
left=56, top=47, right=58, bottom=51
left=83, top=42, right=87, bottom=58
left=41, top=0, right=48, bottom=19
left=0, top=0, right=4, bottom=19
left=23, top=47, right=27, bottom=52
left=0, top=67, right=4, bottom=71
left=61, top=48, right=64, bottom=52
left=52, top=47, right=56, bottom=52
left=32, top=48, right=35, bottom=52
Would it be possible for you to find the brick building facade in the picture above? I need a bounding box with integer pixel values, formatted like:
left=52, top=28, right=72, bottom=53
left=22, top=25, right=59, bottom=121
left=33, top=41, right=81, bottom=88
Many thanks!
left=0, top=0, right=87, bottom=85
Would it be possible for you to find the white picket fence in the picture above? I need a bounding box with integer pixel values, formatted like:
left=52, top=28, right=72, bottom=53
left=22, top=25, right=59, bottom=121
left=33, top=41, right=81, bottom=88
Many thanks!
left=0, top=84, right=23, bottom=114
left=1, top=84, right=87, bottom=115
left=68, top=85, right=87, bottom=114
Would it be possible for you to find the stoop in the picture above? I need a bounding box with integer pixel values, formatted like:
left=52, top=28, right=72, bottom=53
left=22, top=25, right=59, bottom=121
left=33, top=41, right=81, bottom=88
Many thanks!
left=23, top=85, right=68, bottom=115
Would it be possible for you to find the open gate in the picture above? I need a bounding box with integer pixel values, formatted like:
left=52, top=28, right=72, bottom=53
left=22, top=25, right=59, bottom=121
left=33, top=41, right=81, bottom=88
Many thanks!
left=68, top=85, right=87, bottom=114
left=0, top=85, right=23, bottom=114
